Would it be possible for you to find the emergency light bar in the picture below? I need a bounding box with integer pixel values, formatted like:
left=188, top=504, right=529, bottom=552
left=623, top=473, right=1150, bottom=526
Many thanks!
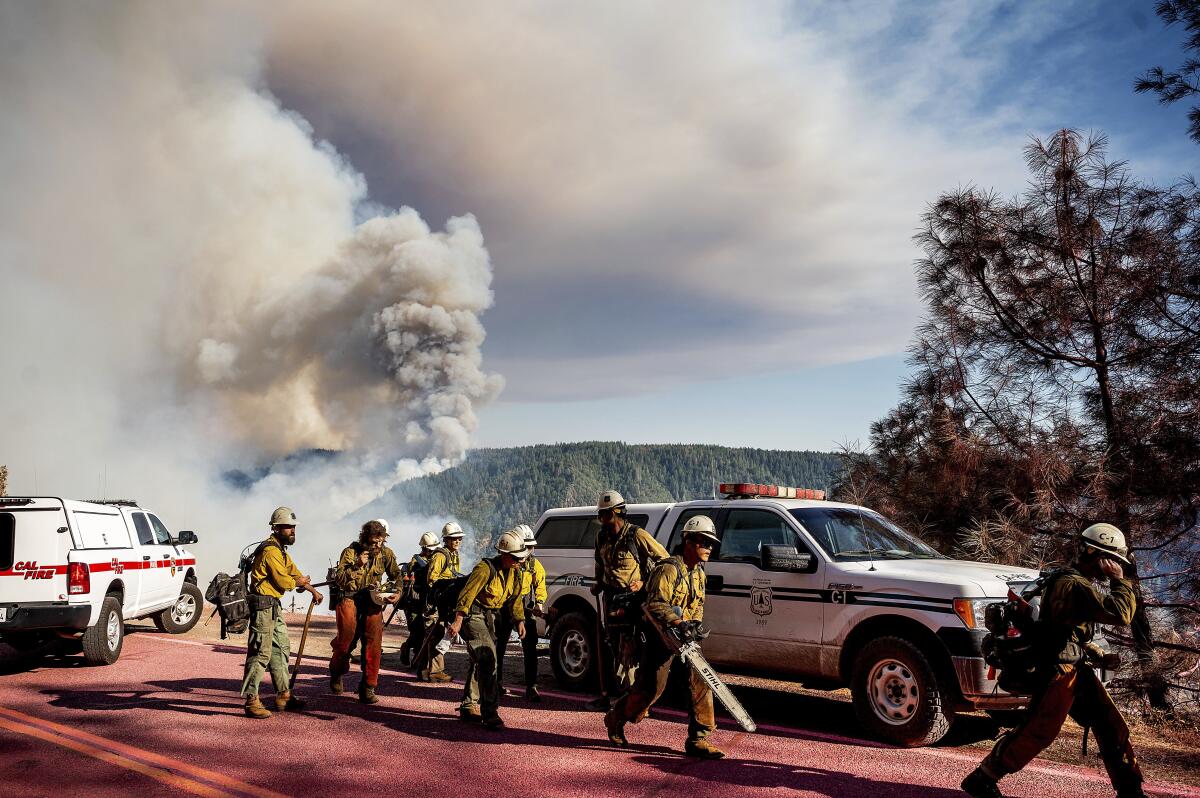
left=719, top=483, right=825, bottom=500
left=0, top=497, right=33, bottom=506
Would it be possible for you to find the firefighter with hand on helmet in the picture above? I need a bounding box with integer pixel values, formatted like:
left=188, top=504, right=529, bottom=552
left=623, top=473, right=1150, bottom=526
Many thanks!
left=496, top=524, right=549, bottom=701
left=329, top=519, right=402, bottom=704
left=399, top=531, right=441, bottom=668
left=591, top=490, right=669, bottom=701
left=962, top=523, right=1146, bottom=798
left=241, top=506, right=323, bottom=719
left=415, top=522, right=466, bottom=682
left=446, top=527, right=529, bottom=729
left=605, top=515, right=723, bottom=759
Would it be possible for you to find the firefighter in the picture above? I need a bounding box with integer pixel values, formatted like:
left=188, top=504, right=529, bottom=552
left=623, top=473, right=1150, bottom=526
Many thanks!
left=241, top=506, right=323, bottom=719
left=446, top=527, right=528, bottom=729
left=590, top=490, right=668, bottom=704
left=604, top=515, right=723, bottom=759
left=398, top=531, right=441, bottom=667
left=329, top=520, right=403, bottom=704
left=961, top=524, right=1146, bottom=798
left=415, top=522, right=465, bottom=682
left=496, top=524, right=548, bottom=701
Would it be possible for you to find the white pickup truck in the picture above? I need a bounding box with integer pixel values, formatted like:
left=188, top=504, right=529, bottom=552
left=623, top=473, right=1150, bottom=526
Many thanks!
left=0, top=497, right=202, bottom=664
left=534, top=483, right=1038, bottom=746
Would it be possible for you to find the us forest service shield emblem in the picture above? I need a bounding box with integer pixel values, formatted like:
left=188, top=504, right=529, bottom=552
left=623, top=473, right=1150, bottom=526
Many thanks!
left=750, top=585, right=773, bottom=616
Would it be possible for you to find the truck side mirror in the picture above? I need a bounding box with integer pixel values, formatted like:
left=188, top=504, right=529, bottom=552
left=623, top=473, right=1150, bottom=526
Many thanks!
left=761, top=544, right=812, bottom=573
left=177, top=530, right=198, bottom=545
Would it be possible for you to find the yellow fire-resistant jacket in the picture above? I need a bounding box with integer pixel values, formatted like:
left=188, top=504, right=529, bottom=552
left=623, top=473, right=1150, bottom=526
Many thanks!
left=594, top=521, right=668, bottom=592
left=455, top=558, right=525, bottom=622
left=250, top=537, right=304, bottom=598
left=427, top=548, right=462, bottom=583
left=644, top=555, right=705, bottom=627
left=334, top=543, right=402, bottom=594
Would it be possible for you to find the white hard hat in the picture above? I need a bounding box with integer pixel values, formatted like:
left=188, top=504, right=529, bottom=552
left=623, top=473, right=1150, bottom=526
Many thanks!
left=597, top=490, right=626, bottom=512
left=442, top=521, right=465, bottom=539
left=1081, top=523, right=1130, bottom=565
left=517, top=524, right=536, bottom=546
left=270, top=506, right=297, bottom=526
left=419, top=531, right=440, bottom=549
left=682, top=515, right=719, bottom=544
left=373, top=518, right=390, bottom=534
left=496, top=528, right=529, bottom=559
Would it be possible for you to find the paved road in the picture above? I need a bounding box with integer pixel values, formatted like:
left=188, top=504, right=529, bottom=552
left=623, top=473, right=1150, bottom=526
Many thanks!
left=1, top=630, right=1196, bottom=798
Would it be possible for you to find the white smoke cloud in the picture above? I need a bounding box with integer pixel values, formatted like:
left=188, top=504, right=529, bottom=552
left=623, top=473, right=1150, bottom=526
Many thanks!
left=0, top=3, right=501, bottom=588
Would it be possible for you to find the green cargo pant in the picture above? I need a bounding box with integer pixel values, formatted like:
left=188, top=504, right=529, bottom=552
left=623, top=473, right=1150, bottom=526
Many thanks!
left=460, top=609, right=503, bottom=718
left=241, top=601, right=291, bottom=698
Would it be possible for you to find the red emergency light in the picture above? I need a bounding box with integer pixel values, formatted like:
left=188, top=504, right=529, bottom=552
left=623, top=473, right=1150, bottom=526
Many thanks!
left=719, top=483, right=825, bottom=501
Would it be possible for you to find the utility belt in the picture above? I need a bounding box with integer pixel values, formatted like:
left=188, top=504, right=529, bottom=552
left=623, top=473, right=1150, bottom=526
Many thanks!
left=249, top=594, right=281, bottom=613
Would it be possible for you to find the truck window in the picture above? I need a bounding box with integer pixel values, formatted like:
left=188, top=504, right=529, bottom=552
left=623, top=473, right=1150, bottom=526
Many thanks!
left=718, top=509, right=798, bottom=564
left=148, top=514, right=173, bottom=545
left=666, top=509, right=717, bottom=554
left=0, top=514, right=13, bottom=570
left=536, top=514, right=650, bottom=548
left=132, top=513, right=154, bottom=546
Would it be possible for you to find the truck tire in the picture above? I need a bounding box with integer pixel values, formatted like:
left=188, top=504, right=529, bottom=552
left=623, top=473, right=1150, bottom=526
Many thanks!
left=82, top=596, right=124, bottom=665
left=152, top=582, right=203, bottom=634
left=549, top=611, right=599, bottom=691
left=850, top=636, right=955, bottom=746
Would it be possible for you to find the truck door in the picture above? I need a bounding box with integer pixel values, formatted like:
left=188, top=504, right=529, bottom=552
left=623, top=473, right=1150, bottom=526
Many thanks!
left=129, top=512, right=171, bottom=609
left=693, top=506, right=825, bottom=676
left=72, top=506, right=142, bottom=616
left=146, top=513, right=183, bottom=607
left=0, top=499, right=72, bottom=618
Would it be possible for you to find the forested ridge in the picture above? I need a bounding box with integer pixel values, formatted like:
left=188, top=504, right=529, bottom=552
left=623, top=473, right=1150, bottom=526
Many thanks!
left=371, top=442, right=843, bottom=535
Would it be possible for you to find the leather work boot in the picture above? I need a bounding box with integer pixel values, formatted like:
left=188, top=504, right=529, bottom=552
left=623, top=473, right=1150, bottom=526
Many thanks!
left=428, top=671, right=453, bottom=683
left=244, top=695, right=272, bottom=719
left=960, top=769, right=1005, bottom=798
left=359, top=684, right=379, bottom=705
left=480, top=715, right=506, bottom=730
left=274, top=690, right=305, bottom=712
left=330, top=676, right=344, bottom=695
left=604, top=709, right=628, bottom=748
left=459, top=705, right=482, bottom=722
left=525, top=685, right=542, bottom=702
left=684, top=739, right=725, bottom=760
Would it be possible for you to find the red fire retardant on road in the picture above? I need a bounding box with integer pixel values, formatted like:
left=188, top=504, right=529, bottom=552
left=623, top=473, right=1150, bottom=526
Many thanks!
left=0, top=634, right=1195, bottom=798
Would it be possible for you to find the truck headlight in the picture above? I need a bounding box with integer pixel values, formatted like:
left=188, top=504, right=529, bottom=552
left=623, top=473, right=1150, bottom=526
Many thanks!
left=952, top=598, right=994, bottom=630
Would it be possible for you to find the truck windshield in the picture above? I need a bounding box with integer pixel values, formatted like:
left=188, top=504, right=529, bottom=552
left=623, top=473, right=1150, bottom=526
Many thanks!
left=789, top=508, right=943, bottom=561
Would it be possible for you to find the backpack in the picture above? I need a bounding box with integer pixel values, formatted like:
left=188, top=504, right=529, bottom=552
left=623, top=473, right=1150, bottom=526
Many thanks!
left=426, top=558, right=499, bottom=622
left=981, top=568, right=1073, bottom=694
left=203, top=541, right=266, bottom=639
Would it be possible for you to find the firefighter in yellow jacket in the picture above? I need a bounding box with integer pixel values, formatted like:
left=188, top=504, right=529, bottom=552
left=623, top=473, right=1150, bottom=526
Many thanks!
left=962, top=524, right=1145, bottom=798
left=445, top=528, right=528, bottom=729
left=415, top=521, right=465, bottom=682
left=590, top=490, right=668, bottom=702
left=241, top=506, right=323, bottom=719
left=604, top=515, right=723, bottom=758
left=496, top=524, right=549, bottom=700
left=329, top=519, right=402, bottom=704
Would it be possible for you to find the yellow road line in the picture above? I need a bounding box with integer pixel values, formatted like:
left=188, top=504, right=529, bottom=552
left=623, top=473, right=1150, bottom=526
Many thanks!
left=0, top=706, right=289, bottom=798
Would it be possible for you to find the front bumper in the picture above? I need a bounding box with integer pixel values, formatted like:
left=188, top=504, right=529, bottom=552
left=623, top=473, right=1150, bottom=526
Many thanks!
left=0, top=602, right=90, bottom=632
left=938, top=627, right=1029, bottom=709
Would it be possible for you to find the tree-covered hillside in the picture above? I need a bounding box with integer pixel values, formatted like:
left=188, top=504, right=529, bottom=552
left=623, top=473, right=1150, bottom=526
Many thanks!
left=366, top=441, right=843, bottom=535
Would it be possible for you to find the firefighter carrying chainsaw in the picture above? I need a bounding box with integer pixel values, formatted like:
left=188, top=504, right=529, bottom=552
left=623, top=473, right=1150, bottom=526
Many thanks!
left=961, top=523, right=1146, bottom=798
left=604, top=515, right=734, bottom=759
left=329, top=519, right=402, bottom=704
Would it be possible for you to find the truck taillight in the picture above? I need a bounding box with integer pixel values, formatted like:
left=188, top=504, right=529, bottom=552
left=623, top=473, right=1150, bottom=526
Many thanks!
left=68, top=562, right=90, bottom=595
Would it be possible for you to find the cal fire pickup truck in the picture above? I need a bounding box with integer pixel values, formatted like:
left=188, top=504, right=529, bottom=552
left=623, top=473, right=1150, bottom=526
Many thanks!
left=0, top=497, right=202, bottom=664
left=535, top=484, right=1038, bottom=746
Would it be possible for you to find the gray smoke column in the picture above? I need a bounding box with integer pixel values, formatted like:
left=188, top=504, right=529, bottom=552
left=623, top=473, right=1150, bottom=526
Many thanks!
left=190, top=209, right=503, bottom=465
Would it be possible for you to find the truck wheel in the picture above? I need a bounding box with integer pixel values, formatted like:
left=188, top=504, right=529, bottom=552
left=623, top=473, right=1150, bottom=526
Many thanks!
left=82, top=596, right=124, bottom=665
left=549, top=611, right=598, bottom=691
left=153, top=582, right=203, bottom=634
left=851, top=636, right=955, bottom=746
